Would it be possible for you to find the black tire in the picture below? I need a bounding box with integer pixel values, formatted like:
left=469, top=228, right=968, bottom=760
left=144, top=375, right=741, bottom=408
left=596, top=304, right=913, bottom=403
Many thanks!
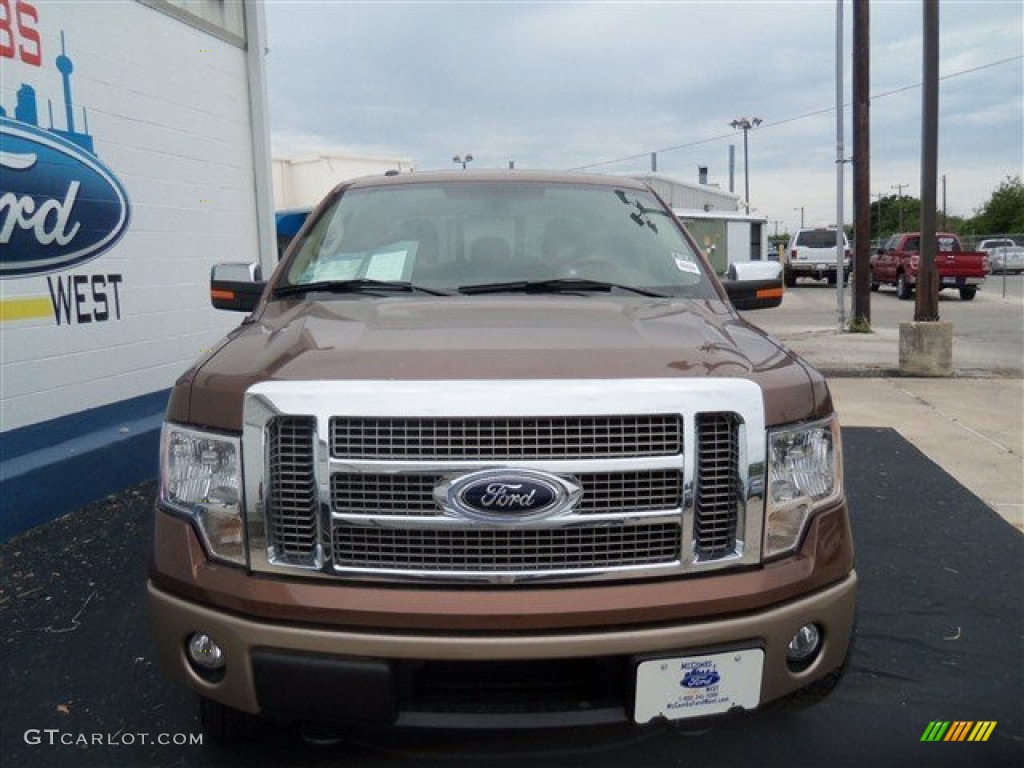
left=827, top=273, right=837, bottom=286
left=784, top=268, right=796, bottom=288
left=199, top=697, right=256, bottom=745
left=959, top=286, right=977, bottom=301
left=897, top=272, right=913, bottom=300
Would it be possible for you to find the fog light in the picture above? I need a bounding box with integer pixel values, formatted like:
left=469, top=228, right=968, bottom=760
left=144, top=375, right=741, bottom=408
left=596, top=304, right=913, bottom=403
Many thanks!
left=188, top=632, right=226, bottom=671
left=787, top=624, right=822, bottom=664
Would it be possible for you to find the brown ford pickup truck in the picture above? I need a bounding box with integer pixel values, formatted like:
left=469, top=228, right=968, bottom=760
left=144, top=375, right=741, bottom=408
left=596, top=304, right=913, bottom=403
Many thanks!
left=149, top=171, right=856, bottom=740
left=870, top=232, right=989, bottom=300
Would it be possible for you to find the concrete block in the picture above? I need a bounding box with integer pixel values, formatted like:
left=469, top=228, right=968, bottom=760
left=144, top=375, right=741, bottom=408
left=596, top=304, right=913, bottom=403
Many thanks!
left=899, top=322, right=953, bottom=377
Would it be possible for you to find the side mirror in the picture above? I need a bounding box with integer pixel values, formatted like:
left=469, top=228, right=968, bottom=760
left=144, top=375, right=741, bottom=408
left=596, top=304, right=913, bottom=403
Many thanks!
left=722, top=263, right=784, bottom=310
left=210, top=262, right=265, bottom=312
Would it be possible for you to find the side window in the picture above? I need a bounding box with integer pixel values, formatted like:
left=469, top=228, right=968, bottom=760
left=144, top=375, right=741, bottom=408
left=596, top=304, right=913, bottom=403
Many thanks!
left=904, top=237, right=920, bottom=253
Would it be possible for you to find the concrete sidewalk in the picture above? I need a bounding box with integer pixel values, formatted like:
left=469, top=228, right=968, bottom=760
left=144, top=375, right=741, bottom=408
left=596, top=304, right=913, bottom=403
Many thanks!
left=829, top=378, right=1023, bottom=530
left=760, top=326, right=1023, bottom=530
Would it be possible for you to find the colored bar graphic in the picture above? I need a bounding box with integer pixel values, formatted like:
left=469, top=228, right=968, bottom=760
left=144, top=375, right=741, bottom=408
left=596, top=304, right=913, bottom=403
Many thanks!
left=921, top=720, right=996, bottom=742
left=921, top=721, right=950, bottom=741
left=945, top=721, right=972, bottom=741
left=968, top=721, right=997, bottom=742
left=0, top=296, right=52, bottom=323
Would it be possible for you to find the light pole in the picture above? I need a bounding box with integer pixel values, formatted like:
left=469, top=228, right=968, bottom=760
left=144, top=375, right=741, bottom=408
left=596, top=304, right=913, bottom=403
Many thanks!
left=452, top=154, right=474, bottom=170
left=729, top=117, right=762, bottom=213
left=793, top=206, right=805, bottom=229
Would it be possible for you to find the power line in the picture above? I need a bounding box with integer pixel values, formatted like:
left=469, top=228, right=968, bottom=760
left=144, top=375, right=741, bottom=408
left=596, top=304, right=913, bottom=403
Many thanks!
left=568, top=54, right=1023, bottom=172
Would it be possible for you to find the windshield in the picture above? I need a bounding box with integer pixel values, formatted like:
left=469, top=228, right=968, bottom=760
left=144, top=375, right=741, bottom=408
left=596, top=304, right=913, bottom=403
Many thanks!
left=280, top=181, right=718, bottom=299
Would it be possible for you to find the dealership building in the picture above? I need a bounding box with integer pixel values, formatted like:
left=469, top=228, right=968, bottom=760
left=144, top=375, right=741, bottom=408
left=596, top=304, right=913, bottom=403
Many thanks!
left=1, top=0, right=276, bottom=539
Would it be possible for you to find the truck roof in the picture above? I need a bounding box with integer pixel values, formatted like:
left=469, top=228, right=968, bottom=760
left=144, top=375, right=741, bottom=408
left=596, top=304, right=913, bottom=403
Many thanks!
left=332, top=169, right=653, bottom=194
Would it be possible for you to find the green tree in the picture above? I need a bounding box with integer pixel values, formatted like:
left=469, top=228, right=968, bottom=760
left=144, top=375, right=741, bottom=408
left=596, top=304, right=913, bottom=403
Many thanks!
left=870, top=194, right=922, bottom=239
left=971, top=176, right=1024, bottom=234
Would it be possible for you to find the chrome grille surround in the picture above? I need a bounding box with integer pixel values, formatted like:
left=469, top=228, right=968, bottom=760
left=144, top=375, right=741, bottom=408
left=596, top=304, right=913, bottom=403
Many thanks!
left=243, top=379, right=766, bottom=584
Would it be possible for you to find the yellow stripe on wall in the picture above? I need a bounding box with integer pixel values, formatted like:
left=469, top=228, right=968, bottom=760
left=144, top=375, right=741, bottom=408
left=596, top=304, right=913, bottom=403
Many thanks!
left=0, top=296, right=52, bottom=323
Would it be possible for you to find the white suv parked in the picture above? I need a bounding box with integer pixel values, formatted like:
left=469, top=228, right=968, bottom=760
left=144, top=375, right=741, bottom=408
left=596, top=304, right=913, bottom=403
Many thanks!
left=784, top=227, right=850, bottom=286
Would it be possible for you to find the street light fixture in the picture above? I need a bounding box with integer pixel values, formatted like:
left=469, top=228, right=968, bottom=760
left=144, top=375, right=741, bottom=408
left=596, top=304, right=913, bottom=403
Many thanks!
left=729, top=117, right=762, bottom=213
left=452, top=154, right=474, bottom=170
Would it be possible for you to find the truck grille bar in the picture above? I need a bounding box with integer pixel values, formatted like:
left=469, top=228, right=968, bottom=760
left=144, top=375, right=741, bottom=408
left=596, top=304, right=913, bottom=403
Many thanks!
left=330, top=415, right=682, bottom=460
left=330, top=470, right=682, bottom=517
left=332, top=523, right=681, bottom=573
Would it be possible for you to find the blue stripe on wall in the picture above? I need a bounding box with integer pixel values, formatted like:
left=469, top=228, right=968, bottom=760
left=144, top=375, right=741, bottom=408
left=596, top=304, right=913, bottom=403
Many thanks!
left=0, top=389, right=170, bottom=541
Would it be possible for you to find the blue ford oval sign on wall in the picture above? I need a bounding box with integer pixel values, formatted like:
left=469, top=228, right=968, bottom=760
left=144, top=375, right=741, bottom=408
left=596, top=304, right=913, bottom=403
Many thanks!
left=436, top=469, right=582, bottom=523
left=0, top=117, right=131, bottom=278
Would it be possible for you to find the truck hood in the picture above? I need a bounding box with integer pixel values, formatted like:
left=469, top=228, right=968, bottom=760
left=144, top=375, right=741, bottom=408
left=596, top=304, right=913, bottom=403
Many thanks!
left=173, top=296, right=831, bottom=429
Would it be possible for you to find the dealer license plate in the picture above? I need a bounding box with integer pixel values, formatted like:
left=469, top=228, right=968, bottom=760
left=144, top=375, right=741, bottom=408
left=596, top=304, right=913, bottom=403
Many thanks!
left=816, top=263, right=827, bottom=270
left=633, top=650, right=764, bottom=723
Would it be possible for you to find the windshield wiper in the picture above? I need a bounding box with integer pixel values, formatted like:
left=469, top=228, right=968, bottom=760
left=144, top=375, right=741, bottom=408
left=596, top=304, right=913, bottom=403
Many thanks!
left=274, top=279, right=450, bottom=298
left=458, top=278, right=668, bottom=297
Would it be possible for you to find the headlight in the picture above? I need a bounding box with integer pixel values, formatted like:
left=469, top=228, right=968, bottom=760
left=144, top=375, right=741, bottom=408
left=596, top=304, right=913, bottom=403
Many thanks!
left=160, top=424, right=245, bottom=565
left=764, top=416, right=842, bottom=558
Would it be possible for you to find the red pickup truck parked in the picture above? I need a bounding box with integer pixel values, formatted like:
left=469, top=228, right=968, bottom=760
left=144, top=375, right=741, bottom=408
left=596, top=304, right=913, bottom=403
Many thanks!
left=870, top=233, right=989, bottom=301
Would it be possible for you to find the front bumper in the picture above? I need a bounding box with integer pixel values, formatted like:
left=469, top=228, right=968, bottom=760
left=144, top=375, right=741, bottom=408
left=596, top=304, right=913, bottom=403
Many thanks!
left=148, top=571, right=857, bottom=728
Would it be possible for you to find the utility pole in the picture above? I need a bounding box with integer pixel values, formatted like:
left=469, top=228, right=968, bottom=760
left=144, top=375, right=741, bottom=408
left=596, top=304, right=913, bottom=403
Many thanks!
left=871, top=192, right=885, bottom=241
left=835, top=0, right=846, bottom=331
left=899, top=0, right=949, bottom=376
left=915, top=0, right=939, bottom=322
left=941, top=174, right=947, bottom=231
left=851, top=0, right=871, bottom=328
left=793, top=207, right=805, bottom=229
left=892, top=182, right=909, bottom=231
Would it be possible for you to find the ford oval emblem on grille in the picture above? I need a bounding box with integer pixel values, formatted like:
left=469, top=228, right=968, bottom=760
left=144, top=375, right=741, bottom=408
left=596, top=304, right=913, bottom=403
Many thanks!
left=436, top=469, right=581, bottom=523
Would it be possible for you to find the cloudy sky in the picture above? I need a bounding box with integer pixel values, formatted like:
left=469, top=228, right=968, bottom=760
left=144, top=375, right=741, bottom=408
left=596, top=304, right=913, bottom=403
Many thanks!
left=263, top=0, right=1022, bottom=234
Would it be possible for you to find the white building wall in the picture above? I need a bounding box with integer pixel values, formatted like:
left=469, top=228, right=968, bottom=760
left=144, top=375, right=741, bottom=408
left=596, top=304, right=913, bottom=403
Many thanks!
left=632, top=174, right=742, bottom=213
left=1, top=0, right=265, bottom=431
left=272, top=154, right=416, bottom=209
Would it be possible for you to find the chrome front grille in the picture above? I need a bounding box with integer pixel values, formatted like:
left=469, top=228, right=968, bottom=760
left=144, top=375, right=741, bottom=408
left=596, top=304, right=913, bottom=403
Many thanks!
left=266, top=416, right=318, bottom=566
left=332, top=523, right=681, bottom=573
left=246, top=379, right=764, bottom=583
left=330, top=415, right=682, bottom=460
left=331, top=470, right=682, bottom=517
left=694, top=413, right=741, bottom=558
